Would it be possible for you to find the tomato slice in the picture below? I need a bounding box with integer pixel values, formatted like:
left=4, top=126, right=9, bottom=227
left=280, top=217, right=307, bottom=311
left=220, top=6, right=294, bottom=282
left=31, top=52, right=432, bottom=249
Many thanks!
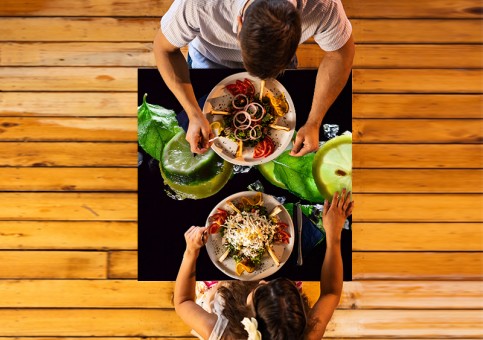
left=225, top=84, right=240, bottom=96
left=253, top=139, right=268, bottom=158
left=243, top=78, right=255, bottom=96
left=209, top=223, right=221, bottom=234
left=253, top=136, right=276, bottom=158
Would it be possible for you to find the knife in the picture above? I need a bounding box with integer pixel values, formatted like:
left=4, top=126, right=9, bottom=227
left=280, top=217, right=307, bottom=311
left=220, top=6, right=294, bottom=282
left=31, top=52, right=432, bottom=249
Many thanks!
left=296, top=203, right=303, bottom=266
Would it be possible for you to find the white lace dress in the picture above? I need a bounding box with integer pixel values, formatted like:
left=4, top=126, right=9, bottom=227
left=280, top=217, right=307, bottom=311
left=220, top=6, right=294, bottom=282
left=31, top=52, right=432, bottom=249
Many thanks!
left=192, top=281, right=229, bottom=340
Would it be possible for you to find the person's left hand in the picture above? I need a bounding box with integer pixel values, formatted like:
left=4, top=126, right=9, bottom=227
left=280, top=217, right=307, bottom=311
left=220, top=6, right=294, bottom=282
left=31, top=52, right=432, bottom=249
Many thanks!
left=184, top=225, right=209, bottom=257
left=290, top=123, right=319, bottom=157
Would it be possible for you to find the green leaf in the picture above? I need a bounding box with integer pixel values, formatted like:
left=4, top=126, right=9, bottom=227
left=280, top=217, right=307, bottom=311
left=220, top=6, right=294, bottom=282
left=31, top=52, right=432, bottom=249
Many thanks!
left=273, top=150, right=324, bottom=203
left=137, top=93, right=182, bottom=160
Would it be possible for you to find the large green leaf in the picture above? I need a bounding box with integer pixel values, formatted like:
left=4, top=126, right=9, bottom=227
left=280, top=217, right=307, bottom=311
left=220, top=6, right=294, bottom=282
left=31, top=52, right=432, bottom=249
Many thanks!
left=137, top=93, right=183, bottom=160
left=273, top=150, right=324, bottom=203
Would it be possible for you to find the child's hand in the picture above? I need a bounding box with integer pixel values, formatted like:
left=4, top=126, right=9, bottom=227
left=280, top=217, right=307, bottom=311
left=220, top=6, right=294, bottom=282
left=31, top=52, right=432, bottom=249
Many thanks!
left=323, top=189, right=354, bottom=244
left=184, top=225, right=209, bottom=257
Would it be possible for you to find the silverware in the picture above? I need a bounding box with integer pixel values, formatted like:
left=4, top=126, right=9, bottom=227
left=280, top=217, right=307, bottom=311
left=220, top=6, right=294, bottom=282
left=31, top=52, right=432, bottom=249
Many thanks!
left=296, top=203, right=303, bottom=266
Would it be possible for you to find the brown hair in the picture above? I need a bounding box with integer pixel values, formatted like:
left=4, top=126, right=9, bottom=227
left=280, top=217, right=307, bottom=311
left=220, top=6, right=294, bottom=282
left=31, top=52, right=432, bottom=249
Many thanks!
left=253, top=278, right=309, bottom=339
left=239, top=0, right=301, bottom=79
left=217, top=281, right=258, bottom=339
left=217, top=278, right=309, bottom=339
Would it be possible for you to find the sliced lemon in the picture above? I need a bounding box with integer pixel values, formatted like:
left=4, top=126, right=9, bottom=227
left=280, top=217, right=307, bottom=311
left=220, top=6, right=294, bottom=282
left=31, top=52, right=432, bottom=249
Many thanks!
left=162, top=131, right=224, bottom=185
left=235, top=262, right=245, bottom=276
left=210, top=121, right=223, bottom=135
left=312, top=135, right=352, bottom=201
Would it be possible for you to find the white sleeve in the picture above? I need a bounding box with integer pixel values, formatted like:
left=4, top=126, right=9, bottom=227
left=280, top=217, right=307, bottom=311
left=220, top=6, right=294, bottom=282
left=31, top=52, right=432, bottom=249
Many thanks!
left=160, top=0, right=200, bottom=48
left=313, top=0, right=352, bottom=51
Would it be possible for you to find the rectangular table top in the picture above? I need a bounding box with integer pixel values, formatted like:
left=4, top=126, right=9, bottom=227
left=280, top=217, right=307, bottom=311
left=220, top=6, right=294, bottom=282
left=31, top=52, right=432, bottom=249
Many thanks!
left=138, top=68, right=352, bottom=281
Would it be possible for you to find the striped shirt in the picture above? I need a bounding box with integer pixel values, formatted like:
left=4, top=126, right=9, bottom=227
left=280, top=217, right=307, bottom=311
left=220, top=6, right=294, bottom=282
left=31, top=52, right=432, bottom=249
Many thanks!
left=161, top=0, right=352, bottom=68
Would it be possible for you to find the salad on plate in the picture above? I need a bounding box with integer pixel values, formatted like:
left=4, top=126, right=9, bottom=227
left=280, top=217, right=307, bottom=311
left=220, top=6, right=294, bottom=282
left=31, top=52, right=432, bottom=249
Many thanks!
left=207, top=192, right=291, bottom=276
left=203, top=72, right=296, bottom=166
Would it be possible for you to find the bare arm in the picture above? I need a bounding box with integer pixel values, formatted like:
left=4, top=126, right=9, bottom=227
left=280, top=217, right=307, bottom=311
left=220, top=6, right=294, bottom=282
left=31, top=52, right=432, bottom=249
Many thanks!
left=174, top=226, right=217, bottom=339
left=291, top=35, right=354, bottom=157
left=153, top=30, right=213, bottom=153
left=305, top=190, right=354, bottom=339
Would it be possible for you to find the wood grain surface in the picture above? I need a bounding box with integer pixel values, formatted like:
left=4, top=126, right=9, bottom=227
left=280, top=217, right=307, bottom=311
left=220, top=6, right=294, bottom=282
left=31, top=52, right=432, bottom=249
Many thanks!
left=0, top=0, right=481, bottom=338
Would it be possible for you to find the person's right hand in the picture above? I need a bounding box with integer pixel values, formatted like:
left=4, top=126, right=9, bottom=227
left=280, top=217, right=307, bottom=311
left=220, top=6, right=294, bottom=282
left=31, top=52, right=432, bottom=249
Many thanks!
left=184, top=225, right=209, bottom=257
left=322, top=189, right=353, bottom=244
left=186, top=114, right=214, bottom=154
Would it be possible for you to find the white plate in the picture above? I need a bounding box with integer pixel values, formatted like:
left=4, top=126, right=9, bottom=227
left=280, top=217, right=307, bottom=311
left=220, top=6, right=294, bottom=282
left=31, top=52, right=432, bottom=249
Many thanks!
left=205, top=191, right=294, bottom=281
left=203, top=72, right=296, bottom=166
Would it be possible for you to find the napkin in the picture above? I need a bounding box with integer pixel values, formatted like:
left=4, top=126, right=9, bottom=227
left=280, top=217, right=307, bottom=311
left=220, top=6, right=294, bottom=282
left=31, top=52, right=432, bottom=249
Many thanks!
left=283, top=203, right=325, bottom=257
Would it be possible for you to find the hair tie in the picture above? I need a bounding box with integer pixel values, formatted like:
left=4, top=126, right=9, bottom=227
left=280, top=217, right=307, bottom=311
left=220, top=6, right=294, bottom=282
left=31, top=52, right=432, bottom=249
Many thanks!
left=241, top=317, right=262, bottom=340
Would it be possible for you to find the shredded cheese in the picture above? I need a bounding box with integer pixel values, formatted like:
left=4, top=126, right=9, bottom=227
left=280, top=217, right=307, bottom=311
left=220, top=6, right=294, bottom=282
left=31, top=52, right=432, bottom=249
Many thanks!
left=223, top=210, right=277, bottom=262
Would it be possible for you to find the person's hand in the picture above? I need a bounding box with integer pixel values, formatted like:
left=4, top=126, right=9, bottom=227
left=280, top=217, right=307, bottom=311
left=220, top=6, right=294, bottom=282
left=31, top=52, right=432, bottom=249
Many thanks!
left=186, top=114, right=214, bottom=154
left=184, top=225, right=209, bottom=257
left=290, top=123, right=320, bottom=157
left=322, top=189, right=353, bottom=244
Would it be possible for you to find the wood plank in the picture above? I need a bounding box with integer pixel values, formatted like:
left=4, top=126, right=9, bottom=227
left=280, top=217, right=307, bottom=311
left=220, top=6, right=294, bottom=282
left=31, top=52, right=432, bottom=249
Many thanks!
left=353, top=169, right=483, bottom=193
left=353, top=144, right=482, bottom=169
left=5, top=168, right=479, bottom=194
left=354, top=44, right=483, bottom=69
left=353, top=119, right=483, bottom=143
left=353, top=94, right=483, bottom=119
left=0, top=251, right=106, bottom=279
left=0, top=0, right=172, bottom=16
left=1, top=0, right=481, bottom=18
left=0, top=117, right=136, bottom=141
left=2, top=144, right=481, bottom=170
left=0, top=338, right=180, bottom=340
left=0, top=18, right=159, bottom=42
left=353, top=69, right=483, bottom=93
left=0, top=94, right=478, bottom=121
left=0, top=168, right=137, bottom=191
left=1, top=280, right=481, bottom=309
left=353, top=19, right=483, bottom=43
left=353, top=223, right=482, bottom=251
left=353, top=252, right=482, bottom=280
left=0, top=280, right=172, bottom=308
left=0, top=142, right=137, bottom=167
left=110, top=249, right=483, bottom=280
left=4, top=43, right=482, bottom=69
left=109, top=251, right=137, bottom=279
left=345, top=0, right=483, bottom=18
left=5, top=117, right=481, bottom=144
left=0, top=309, right=479, bottom=337
left=2, top=18, right=482, bottom=44
left=297, top=44, right=483, bottom=69
left=0, top=92, right=137, bottom=117
left=354, top=194, right=482, bottom=222
left=0, top=193, right=137, bottom=221
left=0, top=221, right=137, bottom=249
left=0, top=42, right=154, bottom=67
left=0, top=67, right=136, bottom=92
left=0, top=309, right=190, bottom=337
left=338, top=281, right=483, bottom=310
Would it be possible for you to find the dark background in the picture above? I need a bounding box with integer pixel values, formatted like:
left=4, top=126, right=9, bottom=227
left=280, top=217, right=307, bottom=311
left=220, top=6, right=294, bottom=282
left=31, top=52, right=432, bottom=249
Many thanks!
left=138, top=68, right=352, bottom=281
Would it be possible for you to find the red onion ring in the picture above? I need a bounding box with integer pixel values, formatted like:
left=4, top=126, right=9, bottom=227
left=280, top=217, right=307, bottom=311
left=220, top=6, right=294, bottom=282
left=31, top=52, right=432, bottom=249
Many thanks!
left=249, top=125, right=262, bottom=140
left=244, top=102, right=265, bottom=122
left=234, top=128, right=251, bottom=141
left=232, top=94, right=248, bottom=109
left=233, top=111, right=252, bottom=129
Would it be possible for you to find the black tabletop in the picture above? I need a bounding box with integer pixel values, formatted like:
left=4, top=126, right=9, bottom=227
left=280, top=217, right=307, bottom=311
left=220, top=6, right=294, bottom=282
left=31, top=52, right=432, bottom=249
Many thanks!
left=138, top=68, right=352, bottom=281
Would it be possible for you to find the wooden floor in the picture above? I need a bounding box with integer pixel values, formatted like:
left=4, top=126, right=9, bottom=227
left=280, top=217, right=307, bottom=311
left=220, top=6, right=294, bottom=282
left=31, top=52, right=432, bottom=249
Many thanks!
left=0, top=0, right=482, bottom=338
